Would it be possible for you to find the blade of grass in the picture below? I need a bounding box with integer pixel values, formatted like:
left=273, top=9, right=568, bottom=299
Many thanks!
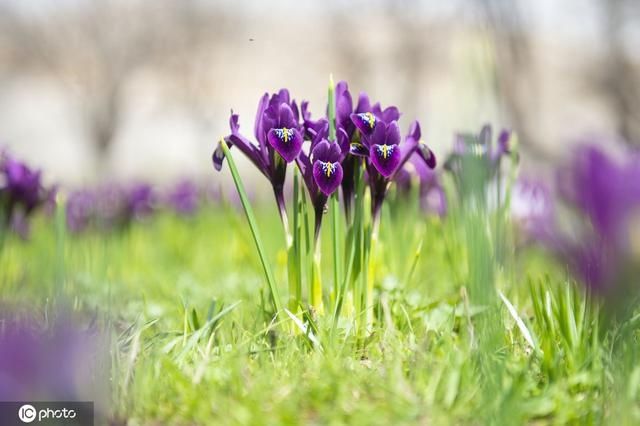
left=219, top=139, right=283, bottom=313
left=328, top=74, right=342, bottom=306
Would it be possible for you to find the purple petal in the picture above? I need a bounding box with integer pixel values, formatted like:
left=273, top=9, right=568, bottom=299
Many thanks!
left=381, top=106, right=400, bottom=123
left=291, top=100, right=300, bottom=124
left=301, top=100, right=311, bottom=121
left=212, top=142, right=226, bottom=171
left=355, top=92, right=371, bottom=114
left=351, top=112, right=378, bottom=136
left=385, top=121, right=401, bottom=146
left=214, top=112, right=267, bottom=173
left=371, top=104, right=400, bottom=124
left=313, top=160, right=343, bottom=196
left=498, top=129, right=511, bottom=154
left=312, top=139, right=341, bottom=163
left=277, top=103, right=297, bottom=129
left=337, top=127, right=350, bottom=156
left=370, top=143, right=401, bottom=178
left=416, top=143, right=437, bottom=169
left=350, top=142, right=369, bottom=157
left=406, top=120, right=421, bottom=143
left=267, top=127, right=303, bottom=162
left=335, top=81, right=353, bottom=127
left=277, top=88, right=290, bottom=105
left=253, top=94, right=270, bottom=145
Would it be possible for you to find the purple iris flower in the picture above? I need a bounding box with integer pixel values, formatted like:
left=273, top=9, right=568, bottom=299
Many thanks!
left=166, top=179, right=200, bottom=216
left=296, top=119, right=346, bottom=238
left=312, top=140, right=344, bottom=197
left=326, top=81, right=402, bottom=220
left=0, top=151, right=53, bottom=238
left=213, top=89, right=303, bottom=224
left=534, top=144, right=640, bottom=304
left=350, top=117, right=436, bottom=221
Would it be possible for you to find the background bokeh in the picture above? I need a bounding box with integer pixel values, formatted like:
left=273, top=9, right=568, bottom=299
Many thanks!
left=0, top=0, right=638, bottom=189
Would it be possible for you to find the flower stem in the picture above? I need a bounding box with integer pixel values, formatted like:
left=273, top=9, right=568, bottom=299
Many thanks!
left=219, top=139, right=283, bottom=313
left=288, top=169, right=303, bottom=313
left=310, top=230, right=324, bottom=315
left=327, top=74, right=342, bottom=310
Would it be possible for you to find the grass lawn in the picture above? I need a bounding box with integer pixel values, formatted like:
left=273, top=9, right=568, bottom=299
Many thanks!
left=2, top=196, right=629, bottom=425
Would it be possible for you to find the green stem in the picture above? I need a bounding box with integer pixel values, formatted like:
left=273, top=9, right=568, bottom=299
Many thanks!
left=365, top=215, right=380, bottom=331
left=219, top=139, right=283, bottom=313
left=288, top=169, right=302, bottom=313
left=327, top=74, right=341, bottom=310
left=310, top=233, right=323, bottom=314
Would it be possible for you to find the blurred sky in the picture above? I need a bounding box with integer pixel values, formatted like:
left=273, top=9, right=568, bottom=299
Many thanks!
left=0, top=0, right=638, bottom=190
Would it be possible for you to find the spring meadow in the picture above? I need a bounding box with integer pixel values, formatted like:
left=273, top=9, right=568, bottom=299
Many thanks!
left=1, top=1, right=640, bottom=425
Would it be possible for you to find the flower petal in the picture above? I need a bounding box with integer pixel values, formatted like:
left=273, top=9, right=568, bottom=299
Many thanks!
left=350, top=112, right=378, bottom=136
left=350, top=142, right=369, bottom=157
left=385, top=121, right=401, bottom=146
left=335, top=81, right=353, bottom=128
left=313, top=160, right=343, bottom=196
left=253, top=94, right=270, bottom=145
left=212, top=141, right=226, bottom=171
left=370, top=143, right=401, bottom=178
left=355, top=92, right=371, bottom=114
left=416, top=143, right=437, bottom=169
left=277, top=103, right=297, bottom=129
left=267, top=127, right=303, bottom=162
left=312, top=139, right=342, bottom=163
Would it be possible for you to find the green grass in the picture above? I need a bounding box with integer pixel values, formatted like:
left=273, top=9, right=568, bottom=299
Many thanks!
left=0, top=198, right=636, bottom=425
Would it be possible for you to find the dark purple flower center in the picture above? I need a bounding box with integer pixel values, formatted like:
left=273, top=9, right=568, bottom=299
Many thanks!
left=375, top=144, right=396, bottom=160
left=274, top=128, right=295, bottom=144
left=356, top=112, right=376, bottom=130
left=319, top=161, right=339, bottom=178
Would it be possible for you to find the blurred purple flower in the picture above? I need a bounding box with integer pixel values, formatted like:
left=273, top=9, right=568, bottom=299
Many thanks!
left=66, top=182, right=157, bottom=234
left=0, top=150, right=54, bottom=238
left=535, top=144, right=640, bottom=301
left=166, top=179, right=200, bottom=216
left=66, top=190, right=96, bottom=234
left=511, top=178, right=553, bottom=230
left=126, top=182, right=156, bottom=220
left=0, top=317, right=108, bottom=402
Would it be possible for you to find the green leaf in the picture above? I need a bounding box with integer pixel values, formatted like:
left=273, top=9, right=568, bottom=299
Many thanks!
left=219, top=139, right=283, bottom=313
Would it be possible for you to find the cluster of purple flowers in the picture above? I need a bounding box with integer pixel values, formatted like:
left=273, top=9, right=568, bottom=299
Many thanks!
left=212, top=81, right=437, bottom=234
left=0, top=150, right=55, bottom=238
left=534, top=144, right=640, bottom=305
left=65, top=179, right=208, bottom=234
